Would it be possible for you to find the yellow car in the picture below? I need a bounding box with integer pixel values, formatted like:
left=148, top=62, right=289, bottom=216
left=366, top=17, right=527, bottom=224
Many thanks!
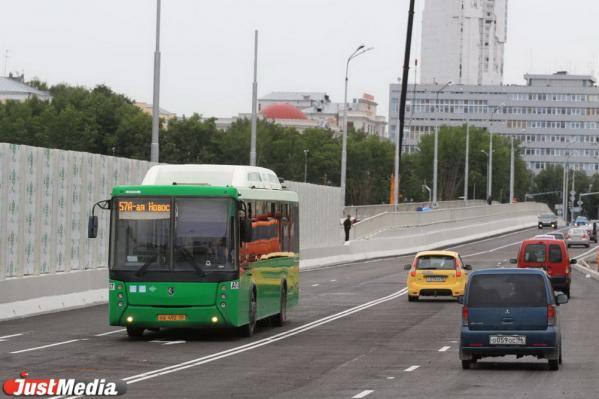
left=404, top=250, right=472, bottom=302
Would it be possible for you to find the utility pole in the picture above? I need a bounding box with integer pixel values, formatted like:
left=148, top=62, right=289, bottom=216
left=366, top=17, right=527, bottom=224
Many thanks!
left=150, top=0, right=161, bottom=163
left=509, top=135, right=515, bottom=204
left=464, top=121, right=470, bottom=205
left=250, top=30, right=259, bottom=166
left=395, top=0, right=416, bottom=209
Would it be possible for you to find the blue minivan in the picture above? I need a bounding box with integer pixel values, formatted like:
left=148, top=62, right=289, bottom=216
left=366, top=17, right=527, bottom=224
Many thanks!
left=459, top=268, right=568, bottom=370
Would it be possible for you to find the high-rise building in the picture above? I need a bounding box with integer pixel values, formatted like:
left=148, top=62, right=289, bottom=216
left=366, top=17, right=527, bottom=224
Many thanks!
left=420, top=0, right=508, bottom=86
left=389, top=72, right=599, bottom=175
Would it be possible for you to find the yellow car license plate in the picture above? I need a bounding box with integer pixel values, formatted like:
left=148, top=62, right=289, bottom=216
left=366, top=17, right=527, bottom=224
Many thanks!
left=157, top=314, right=187, bottom=321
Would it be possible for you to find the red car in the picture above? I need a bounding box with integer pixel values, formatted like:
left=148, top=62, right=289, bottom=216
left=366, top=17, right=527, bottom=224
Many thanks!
left=510, top=237, right=576, bottom=297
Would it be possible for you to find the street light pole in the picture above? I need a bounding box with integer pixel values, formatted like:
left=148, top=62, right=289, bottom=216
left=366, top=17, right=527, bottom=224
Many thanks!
left=250, top=30, right=259, bottom=166
left=150, top=0, right=161, bottom=163
left=464, top=119, right=470, bottom=204
left=509, top=135, right=515, bottom=204
left=303, top=149, right=309, bottom=183
left=486, top=103, right=504, bottom=201
left=432, top=81, right=452, bottom=206
left=340, top=45, right=373, bottom=209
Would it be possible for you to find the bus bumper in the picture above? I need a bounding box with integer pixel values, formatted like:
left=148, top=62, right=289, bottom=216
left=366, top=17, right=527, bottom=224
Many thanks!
left=114, top=305, right=231, bottom=328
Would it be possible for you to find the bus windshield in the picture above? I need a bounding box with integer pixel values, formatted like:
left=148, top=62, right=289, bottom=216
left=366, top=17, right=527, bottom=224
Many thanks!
left=111, top=197, right=235, bottom=272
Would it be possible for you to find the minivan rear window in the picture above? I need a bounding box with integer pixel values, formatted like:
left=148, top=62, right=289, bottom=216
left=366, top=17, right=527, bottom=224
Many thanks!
left=415, top=255, right=456, bottom=270
left=468, top=275, right=548, bottom=308
left=524, top=244, right=545, bottom=263
left=548, top=244, right=562, bottom=263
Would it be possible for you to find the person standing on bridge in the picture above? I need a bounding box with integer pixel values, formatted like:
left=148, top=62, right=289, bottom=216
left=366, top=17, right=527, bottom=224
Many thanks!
left=343, top=215, right=352, bottom=242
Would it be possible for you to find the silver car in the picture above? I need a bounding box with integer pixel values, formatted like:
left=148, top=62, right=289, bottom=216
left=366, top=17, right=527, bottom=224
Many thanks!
left=566, top=228, right=590, bottom=248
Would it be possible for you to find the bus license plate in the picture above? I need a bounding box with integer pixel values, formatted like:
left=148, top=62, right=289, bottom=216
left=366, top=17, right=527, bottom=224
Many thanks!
left=157, top=314, right=187, bottom=321
left=489, top=335, right=526, bottom=345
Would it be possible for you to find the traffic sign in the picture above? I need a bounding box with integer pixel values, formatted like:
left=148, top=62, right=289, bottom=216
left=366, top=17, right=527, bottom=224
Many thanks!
left=572, top=206, right=582, bottom=213
left=557, top=209, right=563, bottom=216
left=577, top=200, right=583, bottom=206
left=570, top=190, right=576, bottom=195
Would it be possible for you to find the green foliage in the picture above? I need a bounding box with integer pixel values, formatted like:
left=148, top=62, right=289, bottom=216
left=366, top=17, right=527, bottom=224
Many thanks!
left=401, top=125, right=532, bottom=203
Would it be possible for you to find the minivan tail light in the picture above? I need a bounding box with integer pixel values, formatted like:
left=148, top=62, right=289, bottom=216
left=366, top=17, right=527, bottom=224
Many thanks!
left=462, top=305, right=469, bottom=326
left=547, top=304, right=556, bottom=326
left=410, top=267, right=416, bottom=277
left=455, top=267, right=462, bottom=278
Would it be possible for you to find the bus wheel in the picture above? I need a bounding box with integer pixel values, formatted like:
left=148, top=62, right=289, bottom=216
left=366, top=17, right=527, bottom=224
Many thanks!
left=272, top=286, right=287, bottom=327
left=126, top=327, right=144, bottom=338
left=239, top=289, right=257, bottom=337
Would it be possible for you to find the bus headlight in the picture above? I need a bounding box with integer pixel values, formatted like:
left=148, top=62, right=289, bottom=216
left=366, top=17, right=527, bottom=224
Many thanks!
left=126, top=316, right=133, bottom=323
left=211, top=316, right=218, bottom=323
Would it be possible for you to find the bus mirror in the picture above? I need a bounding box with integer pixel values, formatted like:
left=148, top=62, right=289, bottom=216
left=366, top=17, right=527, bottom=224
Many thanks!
left=88, top=215, right=98, bottom=239
left=240, top=219, right=252, bottom=242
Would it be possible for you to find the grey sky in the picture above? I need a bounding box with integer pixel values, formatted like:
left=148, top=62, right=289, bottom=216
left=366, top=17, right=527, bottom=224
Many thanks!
left=2, top=0, right=598, bottom=119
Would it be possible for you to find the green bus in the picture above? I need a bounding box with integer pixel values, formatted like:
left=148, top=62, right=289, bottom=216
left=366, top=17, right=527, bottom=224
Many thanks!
left=89, top=165, right=299, bottom=337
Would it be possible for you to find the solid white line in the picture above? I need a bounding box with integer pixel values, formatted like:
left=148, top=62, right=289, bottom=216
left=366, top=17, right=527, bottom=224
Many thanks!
left=312, top=283, right=320, bottom=287
left=462, top=240, right=522, bottom=258
left=0, top=333, right=23, bottom=340
left=10, top=339, right=80, bottom=354
left=404, top=365, right=420, bottom=372
left=353, top=390, right=374, bottom=398
left=162, top=340, right=186, bottom=346
left=94, top=329, right=126, bottom=337
left=438, top=346, right=450, bottom=352
left=121, top=288, right=408, bottom=385
left=573, top=245, right=598, bottom=260
left=447, top=227, right=536, bottom=250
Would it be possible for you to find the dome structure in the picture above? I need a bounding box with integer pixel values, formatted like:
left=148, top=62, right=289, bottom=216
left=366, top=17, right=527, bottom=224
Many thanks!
left=261, top=103, right=307, bottom=120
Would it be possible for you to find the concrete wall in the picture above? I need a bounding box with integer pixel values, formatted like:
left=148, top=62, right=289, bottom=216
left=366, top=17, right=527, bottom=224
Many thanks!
left=344, top=200, right=487, bottom=221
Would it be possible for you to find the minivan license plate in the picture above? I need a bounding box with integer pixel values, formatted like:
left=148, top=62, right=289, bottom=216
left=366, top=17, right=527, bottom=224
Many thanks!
left=489, top=335, right=526, bottom=345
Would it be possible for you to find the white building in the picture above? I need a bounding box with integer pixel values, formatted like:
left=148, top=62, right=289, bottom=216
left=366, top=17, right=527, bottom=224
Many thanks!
left=0, top=74, right=51, bottom=102
left=420, top=0, right=508, bottom=86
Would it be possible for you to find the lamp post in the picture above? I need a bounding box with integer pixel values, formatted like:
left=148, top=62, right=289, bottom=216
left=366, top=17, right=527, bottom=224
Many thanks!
left=464, top=119, right=470, bottom=204
left=432, top=81, right=452, bottom=206
left=303, top=149, right=309, bottom=183
left=250, top=30, right=259, bottom=166
left=340, top=45, right=373, bottom=209
left=150, top=0, right=161, bottom=163
left=486, top=103, right=505, bottom=201
left=509, top=135, right=515, bottom=204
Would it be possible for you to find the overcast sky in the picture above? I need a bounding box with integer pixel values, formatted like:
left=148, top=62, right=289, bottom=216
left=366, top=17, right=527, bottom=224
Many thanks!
left=2, top=0, right=598, bottom=119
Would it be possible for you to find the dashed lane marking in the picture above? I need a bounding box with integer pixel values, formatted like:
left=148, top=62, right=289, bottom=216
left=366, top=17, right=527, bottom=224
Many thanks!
left=94, top=329, right=126, bottom=337
left=312, top=283, right=320, bottom=287
left=0, top=333, right=23, bottom=341
left=438, top=346, right=451, bottom=352
left=10, top=339, right=80, bottom=354
left=352, top=390, right=374, bottom=398
left=404, top=365, right=420, bottom=372
left=162, top=340, right=186, bottom=346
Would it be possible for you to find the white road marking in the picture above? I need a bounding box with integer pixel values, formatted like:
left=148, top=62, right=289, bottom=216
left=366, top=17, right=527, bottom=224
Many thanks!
left=573, top=245, right=598, bottom=260
left=438, top=346, right=451, bottom=352
left=353, top=390, right=374, bottom=398
left=449, top=340, right=458, bottom=343
left=312, top=283, right=320, bottom=287
left=330, top=279, right=337, bottom=282
left=0, top=333, right=23, bottom=341
left=94, top=329, right=126, bottom=337
left=10, top=339, right=80, bottom=354
left=586, top=274, right=591, bottom=278
left=404, top=365, right=420, bottom=372
left=447, top=228, right=536, bottom=250
left=90, top=288, right=407, bottom=388
left=462, top=240, right=522, bottom=258
left=162, top=340, right=186, bottom=346
left=386, top=376, right=395, bottom=380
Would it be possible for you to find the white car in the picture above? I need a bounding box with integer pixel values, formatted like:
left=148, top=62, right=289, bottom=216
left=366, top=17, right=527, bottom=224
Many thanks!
left=566, top=228, right=590, bottom=248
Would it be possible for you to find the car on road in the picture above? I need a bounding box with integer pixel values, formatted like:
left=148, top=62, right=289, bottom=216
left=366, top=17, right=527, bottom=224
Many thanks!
left=565, top=228, right=590, bottom=248
left=574, top=216, right=589, bottom=227
left=538, top=213, right=558, bottom=229
left=511, top=236, right=574, bottom=297
left=546, top=232, right=565, bottom=241
left=584, top=220, right=598, bottom=243
left=459, top=268, right=568, bottom=370
left=404, top=251, right=472, bottom=302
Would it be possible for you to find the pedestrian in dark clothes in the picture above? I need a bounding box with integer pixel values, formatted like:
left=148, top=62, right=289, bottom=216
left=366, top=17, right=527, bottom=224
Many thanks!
left=343, top=215, right=352, bottom=241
